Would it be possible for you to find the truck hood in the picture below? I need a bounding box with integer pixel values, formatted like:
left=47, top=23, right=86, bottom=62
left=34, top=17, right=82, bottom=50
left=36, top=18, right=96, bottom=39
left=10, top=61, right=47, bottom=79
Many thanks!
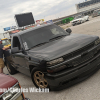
left=28, top=34, right=98, bottom=61
left=71, top=18, right=82, bottom=22
left=0, top=74, right=18, bottom=95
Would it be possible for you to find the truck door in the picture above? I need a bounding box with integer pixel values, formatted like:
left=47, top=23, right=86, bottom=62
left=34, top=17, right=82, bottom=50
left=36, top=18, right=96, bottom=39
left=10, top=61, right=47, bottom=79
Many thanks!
left=11, top=36, right=29, bottom=75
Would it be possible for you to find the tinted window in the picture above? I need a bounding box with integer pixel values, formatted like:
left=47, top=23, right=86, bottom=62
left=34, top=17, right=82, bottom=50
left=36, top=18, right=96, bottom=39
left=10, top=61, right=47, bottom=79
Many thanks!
left=13, top=37, right=21, bottom=50
left=74, top=15, right=82, bottom=19
left=21, top=24, right=68, bottom=50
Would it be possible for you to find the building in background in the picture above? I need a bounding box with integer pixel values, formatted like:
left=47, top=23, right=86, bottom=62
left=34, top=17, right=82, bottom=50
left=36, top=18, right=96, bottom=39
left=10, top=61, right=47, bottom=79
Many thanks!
left=76, top=0, right=100, bottom=15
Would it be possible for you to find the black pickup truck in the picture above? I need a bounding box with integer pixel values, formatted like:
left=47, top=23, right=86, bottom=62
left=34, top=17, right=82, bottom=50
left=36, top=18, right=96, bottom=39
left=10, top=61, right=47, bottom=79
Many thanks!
left=6, top=23, right=100, bottom=90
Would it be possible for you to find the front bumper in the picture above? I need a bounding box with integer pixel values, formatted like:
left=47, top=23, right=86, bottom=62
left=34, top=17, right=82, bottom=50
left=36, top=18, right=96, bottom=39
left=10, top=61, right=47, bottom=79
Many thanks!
left=45, top=53, right=100, bottom=90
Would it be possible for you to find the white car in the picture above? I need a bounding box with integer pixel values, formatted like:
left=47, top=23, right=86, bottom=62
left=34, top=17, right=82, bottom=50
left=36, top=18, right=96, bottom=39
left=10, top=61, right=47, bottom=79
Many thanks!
left=71, top=15, right=89, bottom=26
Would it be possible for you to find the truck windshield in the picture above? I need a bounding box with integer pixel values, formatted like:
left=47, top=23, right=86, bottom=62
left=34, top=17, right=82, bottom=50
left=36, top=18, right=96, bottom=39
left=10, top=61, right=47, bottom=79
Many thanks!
left=74, top=15, right=82, bottom=19
left=21, top=24, right=68, bottom=50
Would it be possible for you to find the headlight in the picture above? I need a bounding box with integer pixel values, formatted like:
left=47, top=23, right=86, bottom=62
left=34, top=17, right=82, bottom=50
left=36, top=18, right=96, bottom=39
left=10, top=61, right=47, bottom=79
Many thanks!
left=0, top=83, right=21, bottom=100
left=47, top=57, right=64, bottom=66
left=2, top=92, right=12, bottom=100
left=95, top=38, right=100, bottom=45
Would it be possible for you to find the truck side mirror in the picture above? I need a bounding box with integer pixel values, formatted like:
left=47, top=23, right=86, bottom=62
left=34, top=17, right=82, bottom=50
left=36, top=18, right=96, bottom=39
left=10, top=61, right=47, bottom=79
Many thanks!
left=66, top=28, right=72, bottom=34
left=11, top=47, right=19, bottom=54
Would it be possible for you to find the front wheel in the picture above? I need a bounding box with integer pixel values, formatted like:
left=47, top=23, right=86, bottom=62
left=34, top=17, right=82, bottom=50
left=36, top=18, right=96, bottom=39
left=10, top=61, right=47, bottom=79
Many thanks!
left=87, top=18, right=89, bottom=21
left=31, top=68, right=49, bottom=89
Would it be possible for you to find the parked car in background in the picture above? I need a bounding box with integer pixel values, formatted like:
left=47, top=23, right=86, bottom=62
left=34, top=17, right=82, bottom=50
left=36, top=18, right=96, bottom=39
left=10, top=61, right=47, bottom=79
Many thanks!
left=1, top=38, right=11, bottom=48
left=0, top=74, right=30, bottom=100
left=92, top=9, right=100, bottom=18
left=71, top=15, right=89, bottom=26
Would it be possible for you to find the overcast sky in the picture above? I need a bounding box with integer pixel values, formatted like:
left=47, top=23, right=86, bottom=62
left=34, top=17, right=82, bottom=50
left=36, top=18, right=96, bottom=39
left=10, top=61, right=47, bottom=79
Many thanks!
left=0, top=0, right=84, bottom=33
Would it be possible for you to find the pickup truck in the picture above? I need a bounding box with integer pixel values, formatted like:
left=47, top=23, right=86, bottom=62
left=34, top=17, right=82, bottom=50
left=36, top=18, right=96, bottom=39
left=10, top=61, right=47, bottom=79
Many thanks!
left=6, top=23, right=100, bottom=90
left=71, top=15, right=89, bottom=26
left=0, top=74, right=30, bottom=100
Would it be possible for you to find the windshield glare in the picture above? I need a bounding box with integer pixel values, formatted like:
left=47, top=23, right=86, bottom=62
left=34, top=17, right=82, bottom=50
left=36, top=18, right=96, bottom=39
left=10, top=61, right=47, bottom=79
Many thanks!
left=2, top=39, right=10, bottom=46
left=21, top=24, right=68, bottom=50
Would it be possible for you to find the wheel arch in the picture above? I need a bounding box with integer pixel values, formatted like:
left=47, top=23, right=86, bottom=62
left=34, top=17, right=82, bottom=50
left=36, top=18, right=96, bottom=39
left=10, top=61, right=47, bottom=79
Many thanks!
left=29, top=65, right=36, bottom=73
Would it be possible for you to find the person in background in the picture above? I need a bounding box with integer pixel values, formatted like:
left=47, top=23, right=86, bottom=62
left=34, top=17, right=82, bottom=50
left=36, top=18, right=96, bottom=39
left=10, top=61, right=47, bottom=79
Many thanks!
left=0, top=39, right=4, bottom=73
left=3, top=47, right=11, bottom=68
left=0, top=38, right=10, bottom=73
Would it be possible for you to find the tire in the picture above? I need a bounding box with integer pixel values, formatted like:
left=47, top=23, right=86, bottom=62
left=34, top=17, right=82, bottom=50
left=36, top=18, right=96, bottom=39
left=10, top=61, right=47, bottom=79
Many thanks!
left=80, top=21, right=82, bottom=24
left=87, top=18, right=89, bottom=21
left=72, top=24, right=75, bottom=26
left=6, top=62, right=18, bottom=75
left=31, top=67, right=50, bottom=89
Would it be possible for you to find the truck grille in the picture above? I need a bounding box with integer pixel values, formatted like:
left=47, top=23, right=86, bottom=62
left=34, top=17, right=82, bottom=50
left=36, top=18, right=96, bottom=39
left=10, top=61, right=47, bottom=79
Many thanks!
left=63, top=42, right=95, bottom=60
left=72, top=51, right=94, bottom=66
left=67, top=45, right=100, bottom=67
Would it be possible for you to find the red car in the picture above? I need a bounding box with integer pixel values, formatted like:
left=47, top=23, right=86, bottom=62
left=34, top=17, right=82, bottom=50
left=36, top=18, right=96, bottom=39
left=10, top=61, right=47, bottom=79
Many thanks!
left=0, top=74, right=30, bottom=100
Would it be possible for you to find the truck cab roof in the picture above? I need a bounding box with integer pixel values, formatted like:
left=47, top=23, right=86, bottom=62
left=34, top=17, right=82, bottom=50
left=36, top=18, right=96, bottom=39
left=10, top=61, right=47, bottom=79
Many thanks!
left=12, top=23, right=53, bottom=37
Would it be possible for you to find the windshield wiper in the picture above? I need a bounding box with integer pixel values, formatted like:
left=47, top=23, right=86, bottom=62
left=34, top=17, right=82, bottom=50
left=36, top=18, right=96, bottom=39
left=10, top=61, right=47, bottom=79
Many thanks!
left=29, top=42, right=48, bottom=49
left=49, top=35, right=66, bottom=41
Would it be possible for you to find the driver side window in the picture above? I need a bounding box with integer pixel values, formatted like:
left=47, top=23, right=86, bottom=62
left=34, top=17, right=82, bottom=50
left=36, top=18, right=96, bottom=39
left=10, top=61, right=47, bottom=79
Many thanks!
left=13, top=37, right=21, bottom=50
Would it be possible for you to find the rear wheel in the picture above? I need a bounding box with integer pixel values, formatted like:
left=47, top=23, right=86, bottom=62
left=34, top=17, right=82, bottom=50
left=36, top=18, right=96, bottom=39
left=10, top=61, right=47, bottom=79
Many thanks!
left=31, top=68, right=49, bottom=89
left=6, top=62, right=18, bottom=75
